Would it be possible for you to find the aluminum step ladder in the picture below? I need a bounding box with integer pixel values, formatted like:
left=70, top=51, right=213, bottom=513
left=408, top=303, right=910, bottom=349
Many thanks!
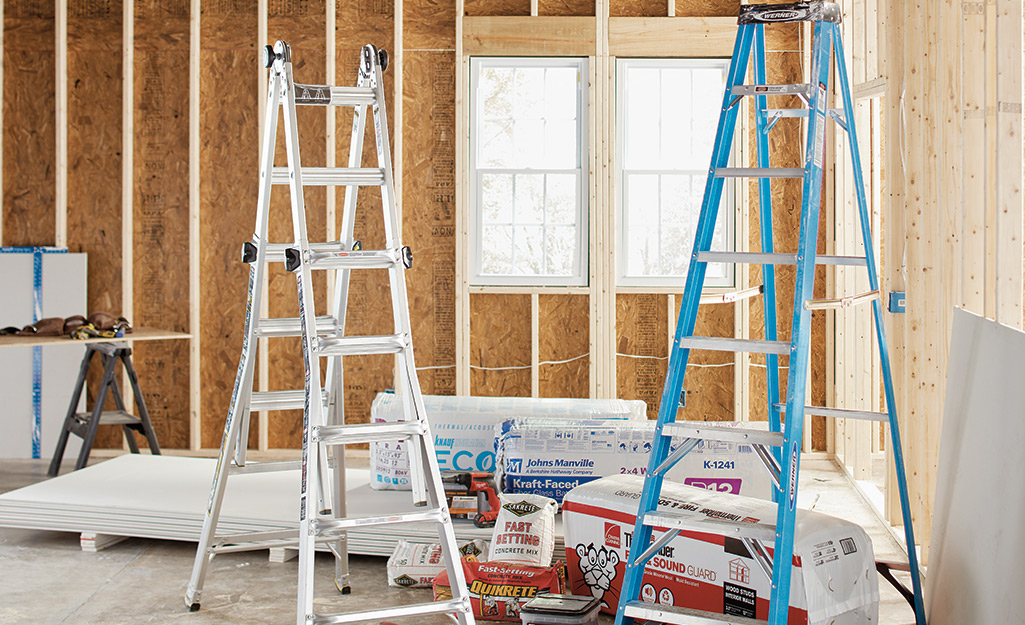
left=614, top=4, right=926, bottom=625
left=185, top=41, right=474, bottom=625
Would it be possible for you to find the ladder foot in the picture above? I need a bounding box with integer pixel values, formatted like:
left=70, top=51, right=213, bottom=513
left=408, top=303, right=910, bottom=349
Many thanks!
left=186, top=599, right=201, bottom=612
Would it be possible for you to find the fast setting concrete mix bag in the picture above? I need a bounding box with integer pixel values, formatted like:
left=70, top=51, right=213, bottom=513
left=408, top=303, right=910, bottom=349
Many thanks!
left=488, top=493, right=558, bottom=567
left=562, top=474, right=878, bottom=624
left=495, top=418, right=773, bottom=503
left=370, top=393, right=646, bottom=490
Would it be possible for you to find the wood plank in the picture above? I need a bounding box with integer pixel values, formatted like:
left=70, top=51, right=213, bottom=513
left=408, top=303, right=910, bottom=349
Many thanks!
left=199, top=3, right=259, bottom=449
left=470, top=293, right=531, bottom=396
left=607, top=17, right=734, bottom=57
left=995, top=0, right=1023, bottom=329
left=3, top=1, right=56, bottom=247
left=455, top=0, right=470, bottom=395
left=616, top=293, right=669, bottom=417
left=463, top=16, right=595, bottom=56
left=0, top=328, right=189, bottom=349
left=131, top=0, right=191, bottom=451
left=960, top=0, right=986, bottom=314
left=188, top=0, right=200, bottom=450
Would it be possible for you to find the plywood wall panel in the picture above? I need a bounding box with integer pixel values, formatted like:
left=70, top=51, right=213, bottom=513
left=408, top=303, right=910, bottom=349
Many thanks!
left=463, top=0, right=529, bottom=17
left=609, top=0, right=664, bottom=19
left=470, top=293, right=531, bottom=396
left=267, top=0, right=327, bottom=449
left=3, top=1, right=55, bottom=247
left=672, top=0, right=739, bottom=17
left=538, top=294, right=588, bottom=397
left=538, top=0, right=594, bottom=17
left=405, top=0, right=454, bottom=49
left=616, top=294, right=668, bottom=417
left=65, top=2, right=124, bottom=449
left=402, top=51, right=458, bottom=400
left=199, top=4, right=259, bottom=449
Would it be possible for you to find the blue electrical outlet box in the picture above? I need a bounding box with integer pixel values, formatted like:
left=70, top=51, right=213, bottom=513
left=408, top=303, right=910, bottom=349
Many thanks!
left=888, top=291, right=906, bottom=313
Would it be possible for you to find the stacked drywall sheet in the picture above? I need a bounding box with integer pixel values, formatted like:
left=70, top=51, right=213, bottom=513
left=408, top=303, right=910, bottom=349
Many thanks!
left=0, top=454, right=564, bottom=556
left=0, top=250, right=87, bottom=459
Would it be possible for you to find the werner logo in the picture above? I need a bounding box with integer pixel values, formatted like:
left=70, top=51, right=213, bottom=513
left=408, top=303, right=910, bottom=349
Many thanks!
left=757, top=9, right=806, bottom=21
left=502, top=501, right=541, bottom=517
left=604, top=522, right=621, bottom=549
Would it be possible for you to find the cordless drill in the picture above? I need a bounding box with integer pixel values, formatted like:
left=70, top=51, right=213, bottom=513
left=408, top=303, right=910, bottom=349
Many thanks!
left=440, top=470, right=501, bottom=528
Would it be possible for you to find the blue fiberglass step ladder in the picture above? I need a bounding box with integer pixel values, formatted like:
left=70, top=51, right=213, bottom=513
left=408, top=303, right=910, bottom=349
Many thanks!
left=614, top=3, right=926, bottom=625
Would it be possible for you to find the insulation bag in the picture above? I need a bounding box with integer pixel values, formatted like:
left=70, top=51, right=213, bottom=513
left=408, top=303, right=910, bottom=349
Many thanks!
left=489, top=493, right=558, bottom=567
left=495, top=418, right=773, bottom=504
left=433, top=555, right=567, bottom=622
left=371, top=393, right=645, bottom=490
left=387, top=538, right=489, bottom=588
left=562, top=475, right=879, bottom=624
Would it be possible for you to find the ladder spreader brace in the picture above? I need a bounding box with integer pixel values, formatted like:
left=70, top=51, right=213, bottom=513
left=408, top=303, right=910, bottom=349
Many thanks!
left=614, top=3, right=926, bottom=625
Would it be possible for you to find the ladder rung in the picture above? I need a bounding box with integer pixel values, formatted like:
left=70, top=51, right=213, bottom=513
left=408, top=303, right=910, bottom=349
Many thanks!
left=804, top=289, right=880, bottom=310
left=644, top=511, right=776, bottom=543
left=310, top=599, right=470, bottom=625
left=679, top=336, right=790, bottom=355
left=264, top=242, right=347, bottom=264
left=313, top=421, right=425, bottom=446
left=250, top=389, right=327, bottom=412
left=623, top=600, right=767, bottom=625
left=732, top=83, right=812, bottom=98
left=700, top=285, right=764, bottom=305
left=270, top=167, right=385, bottom=186
left=315, top=509, right=445, bottom=535
left=697, top=251, right=868, bottom=267
left=765, top=107, right=845, bottom=118
left=778, top=404, right=889, bottom=422
left=662, top=422, right=784, bottom=447
left=256, top=315, right=340, bottom=338
left=317, top=333, right=408, bottom=357
left=293, top=83, right=376, bottom=107
left=211, top=529, right=299, bottom=551
left=74, top=410, right=139, bottom=426
left=307, top=248, right=405, bottom=270
left=229, top=460, right=302, bottom=475
left=715, top=167, right=805, bottom=178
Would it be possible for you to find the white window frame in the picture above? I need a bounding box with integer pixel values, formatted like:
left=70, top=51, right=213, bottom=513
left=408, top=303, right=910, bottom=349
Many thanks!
left=469, top=57, right=589, bottom=287
left=615, top=57, right=735, bottom=289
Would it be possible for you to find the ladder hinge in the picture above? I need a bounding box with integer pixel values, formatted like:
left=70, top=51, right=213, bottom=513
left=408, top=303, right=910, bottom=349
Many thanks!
left=401, top=246, right=413, bottom=269
left=284, top=247, right=302, bottom=272
left=241, top=240, right=258, bottom=264
left=678, top=389, right=686, bottom=409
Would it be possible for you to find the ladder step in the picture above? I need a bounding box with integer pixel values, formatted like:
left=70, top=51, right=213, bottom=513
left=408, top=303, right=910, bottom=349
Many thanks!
left=731, top=83, right=812, bottom=98
left=715, top=167, right=805, bottom=178
left=317, top=333, right=408, bottom=357
left=250, top=389, right=327, bottom=412
left=678, top=336, right=790, bottom=355
left=778, top=404, right=889, bottom=422
left=229, top=460, right=302, bottom=475
left=74, top=410, right=140, bottom=426
left=644, top=511, right=776, bottom=543
left=697, top=251, right=868, bottom=267
left=623, top=600, right=767, bottom=625
left=293, top=83, right=376, bottom=107
left=256, top=315, right=340, bottom=338
left=270, top=167, right=385, bottom=186
left=313, top=421, right=425, bottom=446
left=264, top=241, right=348, bottom=264
left=804, top=289, right=880, bottom=310
left=314, top=508, right=446, bottom=535
left=662, top=422, right=784, bottom=447
left=306, top=247, right=407, bottom=270
left=765, top=107, right=844, bottom=118
left=310, top=599, right=470, bottom=625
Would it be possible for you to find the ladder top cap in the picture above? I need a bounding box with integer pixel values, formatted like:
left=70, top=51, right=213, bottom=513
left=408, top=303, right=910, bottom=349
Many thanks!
left=738, top=1, right=841, bottom=25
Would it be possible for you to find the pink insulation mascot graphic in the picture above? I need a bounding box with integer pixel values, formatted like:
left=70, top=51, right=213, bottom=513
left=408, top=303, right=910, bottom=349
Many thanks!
left=574, top=543, right=621, bottom=609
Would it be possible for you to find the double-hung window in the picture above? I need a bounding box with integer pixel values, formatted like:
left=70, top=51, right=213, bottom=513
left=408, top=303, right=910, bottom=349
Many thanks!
left=616, top=58, right=734, bottom=288
left=470, top=58, right=589, bottom=286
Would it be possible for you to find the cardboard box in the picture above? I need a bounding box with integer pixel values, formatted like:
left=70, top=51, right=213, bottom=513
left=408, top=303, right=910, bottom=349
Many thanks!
left=495, top=419, right=773, bottom=503
left=562, top=475, right=878, bottom=624
left=371, top=394, right=645, bottom=490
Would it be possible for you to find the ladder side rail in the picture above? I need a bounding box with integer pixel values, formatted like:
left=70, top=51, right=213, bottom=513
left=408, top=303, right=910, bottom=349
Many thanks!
left=276, top=49, right=330, bottom=625
left=184, top=72, right=284, bottom=611
left=831, top=24, right=926, bottom=625
left=752, top=24, right=784, bottom=466
left=767, top=21, right=833, bottom=625
left=615, top=23, right=756, bottom=625
left=366, top=44, right=430, bottom=509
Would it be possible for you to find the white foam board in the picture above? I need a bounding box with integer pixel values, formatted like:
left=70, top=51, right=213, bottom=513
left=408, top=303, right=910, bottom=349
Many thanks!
left=925, top=308, right=1025, bottom=625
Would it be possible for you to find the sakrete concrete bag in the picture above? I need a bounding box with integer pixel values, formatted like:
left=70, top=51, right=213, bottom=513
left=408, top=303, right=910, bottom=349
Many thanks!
left=562, top=475, right=878, bottom=624
left=387, top=538, right=489, bottom=588
left=370, top=394, right=646, bottom=490
left=433, top=555, right=567, bottom=622
left=489, top=493, right=558, bottom=567
left=495, top=418, right=773, bottom=504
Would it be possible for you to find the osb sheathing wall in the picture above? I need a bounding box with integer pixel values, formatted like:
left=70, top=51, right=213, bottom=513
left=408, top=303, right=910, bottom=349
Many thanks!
left=2, top=0, right=818, bottom=450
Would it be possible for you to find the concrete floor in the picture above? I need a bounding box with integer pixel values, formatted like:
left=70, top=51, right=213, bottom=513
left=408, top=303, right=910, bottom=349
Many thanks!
left=0, top=455, right=918, bottom=625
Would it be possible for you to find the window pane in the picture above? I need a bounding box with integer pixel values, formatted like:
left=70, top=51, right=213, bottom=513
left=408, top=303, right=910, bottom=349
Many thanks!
left=545, top=68, right=578, bottom=120
left=626, top=226, right=659, bottom=276
left=514, top=119, right=545, bottom=167
left=545, top=225, right=576, bottom=275
left=514, top=174, right=544, bottom=225
left=481, top=119, right=513, bottom=168
left=546, top=174, right=576, bottom=225
left=626, top=174, right=659, bottom=227
left=482, top=225, right=513, bottom=274
left=544, top=120, right=577, bottom=168
left=513, top=225, right=544, bottom=274
left=482, top=173, right=513, bottom=224
left=514, top=68, right=545, bottom=119
left=480, top=67, right=514, bottom=119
